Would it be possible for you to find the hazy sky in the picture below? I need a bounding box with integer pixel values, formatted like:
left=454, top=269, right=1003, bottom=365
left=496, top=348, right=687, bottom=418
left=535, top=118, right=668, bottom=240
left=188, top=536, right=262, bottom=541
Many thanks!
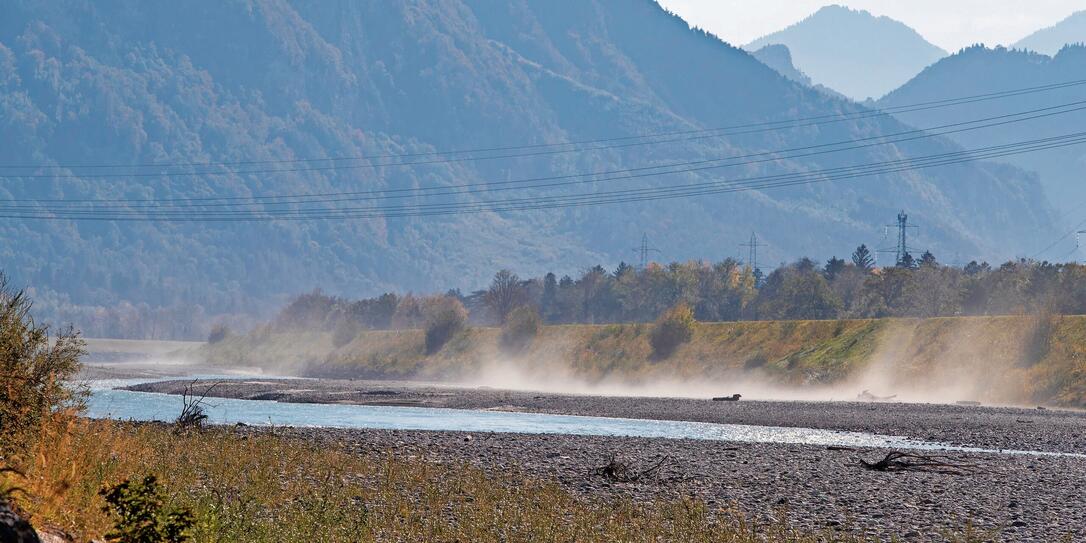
left=657, top=1, right=1083, bottom=52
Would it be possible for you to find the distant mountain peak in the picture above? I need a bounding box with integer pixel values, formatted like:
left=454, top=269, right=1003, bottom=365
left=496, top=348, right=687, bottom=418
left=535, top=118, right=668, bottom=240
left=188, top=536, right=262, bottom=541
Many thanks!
left=1013, top=11, right=1086, bottom=56
left=745, top=4, right=946, bottom=100
left=749, top=44, right=811, bottom=86
left=811, top=4, right=879, bottom=19
left=748, top=43, right=848, bottom=100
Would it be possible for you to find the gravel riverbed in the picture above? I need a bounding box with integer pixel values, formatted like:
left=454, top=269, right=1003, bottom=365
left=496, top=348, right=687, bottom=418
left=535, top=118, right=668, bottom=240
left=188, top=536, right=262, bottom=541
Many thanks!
left=124, top=376, right=1086, bottom=541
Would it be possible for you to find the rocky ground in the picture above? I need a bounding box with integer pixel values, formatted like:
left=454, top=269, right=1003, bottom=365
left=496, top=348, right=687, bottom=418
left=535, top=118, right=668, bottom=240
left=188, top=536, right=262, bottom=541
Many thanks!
left=104, top=371, right=1086, bottom=541
left=259, top=425, right=1085, bottom=542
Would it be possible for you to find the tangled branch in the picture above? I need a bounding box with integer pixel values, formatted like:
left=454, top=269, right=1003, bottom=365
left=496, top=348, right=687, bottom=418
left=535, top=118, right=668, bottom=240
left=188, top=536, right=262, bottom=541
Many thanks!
left=594, top=454, right=670, bottom=482
left=175, top=380, right=221, bottom=431
left=859, top=452, right=978, bottom=475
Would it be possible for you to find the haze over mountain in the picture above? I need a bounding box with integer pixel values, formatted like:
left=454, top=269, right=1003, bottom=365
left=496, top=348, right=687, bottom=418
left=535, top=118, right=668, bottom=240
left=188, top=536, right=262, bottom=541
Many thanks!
left=879, top=45, right=1086, bottom=221
left=745, top=5, right=947, bottom=100
left=1014, top=11, right=1086, bottom=56
left=0, top=0, right=1060, bottom=338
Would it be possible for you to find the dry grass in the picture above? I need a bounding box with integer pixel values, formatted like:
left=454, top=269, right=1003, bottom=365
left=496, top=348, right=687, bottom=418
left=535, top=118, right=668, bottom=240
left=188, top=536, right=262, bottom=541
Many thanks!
left=0, top=417, right=949, bottom=543
left=1022, top=316, right=1086, bottom=405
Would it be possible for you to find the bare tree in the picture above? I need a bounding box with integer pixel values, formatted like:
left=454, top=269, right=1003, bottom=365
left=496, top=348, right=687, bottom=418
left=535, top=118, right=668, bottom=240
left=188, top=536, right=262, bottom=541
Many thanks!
left=175, top=380, right=220, bottom=431
left=484, top=270, right=526, bottom=324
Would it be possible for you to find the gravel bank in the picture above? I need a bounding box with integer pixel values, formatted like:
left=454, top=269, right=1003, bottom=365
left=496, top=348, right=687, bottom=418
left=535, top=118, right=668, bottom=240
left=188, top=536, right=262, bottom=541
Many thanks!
left=120, top=376, right=1086, bottom=541
left=129, top=377, right=1086, bottom=454
left=261, top=426, right=1085, bottom=542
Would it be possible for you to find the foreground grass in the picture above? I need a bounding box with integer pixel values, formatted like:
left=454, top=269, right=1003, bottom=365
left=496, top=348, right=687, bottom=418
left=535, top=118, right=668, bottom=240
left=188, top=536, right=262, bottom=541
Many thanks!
left=2, top=418, right=1002, bottom=543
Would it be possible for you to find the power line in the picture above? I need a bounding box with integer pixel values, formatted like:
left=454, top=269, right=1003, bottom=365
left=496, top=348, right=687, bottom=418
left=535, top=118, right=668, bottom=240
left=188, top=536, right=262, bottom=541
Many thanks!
left=4, top=131, right=1085, bottom=221
left=4, top=79, right=1086, bottom=178
left=7, top=134, right=1086, bottom=220
left=9, top=99, right=1086, bottom=210
left=1031, top=204, right=1086, bottom=259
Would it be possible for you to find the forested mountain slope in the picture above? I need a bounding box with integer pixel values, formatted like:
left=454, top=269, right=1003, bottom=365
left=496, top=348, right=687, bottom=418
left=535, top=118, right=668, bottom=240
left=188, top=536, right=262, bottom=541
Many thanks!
left=879, top=45, right=1086, bottom=222
left=0, top=0, right=1060, bottom=338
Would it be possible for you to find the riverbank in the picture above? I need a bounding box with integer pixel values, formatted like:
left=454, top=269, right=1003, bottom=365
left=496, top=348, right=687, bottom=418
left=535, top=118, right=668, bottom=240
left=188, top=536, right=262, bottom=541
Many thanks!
left=64, top=356, right=1086, bottom=541
left=35, top=408, right=1084, bottom=542
left=75, top=325, right=1086, bottom=541
left=201, top=315, right=1086, bottom=407
left=129, top=377, right=1086, bottom=454
left=11, top=417, right=1001, bottom=543
left=116, top=376, right=1086, bottom=540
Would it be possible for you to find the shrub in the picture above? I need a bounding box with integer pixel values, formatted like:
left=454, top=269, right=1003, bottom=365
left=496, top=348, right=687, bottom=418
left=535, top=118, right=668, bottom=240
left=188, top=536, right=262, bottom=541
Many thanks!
left=100, top=475, right=194, bottom=543
left=206, top=323, right=230, bottom=344
left=649, top=303, right=696, bottom=359
left=500, top=306, right=541, bottom=353
left=422, top=296, right=468, bottom=354
left=0, top=274, right=86, bottom=453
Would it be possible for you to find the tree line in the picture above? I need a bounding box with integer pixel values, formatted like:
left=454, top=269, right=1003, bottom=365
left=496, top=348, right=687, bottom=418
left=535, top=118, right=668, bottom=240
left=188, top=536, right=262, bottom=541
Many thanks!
left=267, top=245, right=1086, bottom=339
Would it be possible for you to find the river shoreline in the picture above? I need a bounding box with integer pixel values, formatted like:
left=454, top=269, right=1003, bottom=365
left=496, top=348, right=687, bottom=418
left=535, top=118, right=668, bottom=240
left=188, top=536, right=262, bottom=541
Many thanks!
left=127, top=376, right=1086, bottom=454
left=91, top=365, right=1086, bottom=541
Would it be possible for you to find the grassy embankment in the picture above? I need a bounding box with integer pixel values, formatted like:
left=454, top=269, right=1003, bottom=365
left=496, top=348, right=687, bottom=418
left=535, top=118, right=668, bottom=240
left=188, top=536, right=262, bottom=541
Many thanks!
left=5, top=417, right=1003, bottom=543
left=205, top=315, right=1086, bottom=406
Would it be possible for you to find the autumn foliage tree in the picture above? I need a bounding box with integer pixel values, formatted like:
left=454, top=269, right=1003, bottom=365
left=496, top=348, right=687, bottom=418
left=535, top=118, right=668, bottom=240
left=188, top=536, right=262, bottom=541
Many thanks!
left=264, top=255, right=1086, bottom=333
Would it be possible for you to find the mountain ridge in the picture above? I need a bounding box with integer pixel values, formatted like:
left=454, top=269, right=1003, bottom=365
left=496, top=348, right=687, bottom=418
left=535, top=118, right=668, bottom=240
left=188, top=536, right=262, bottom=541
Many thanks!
left=1013, top=11, right=1086, bottom=56
left=878, top=44, right=1086, bottom=225
left=0, top=0, right=1060, bottom=338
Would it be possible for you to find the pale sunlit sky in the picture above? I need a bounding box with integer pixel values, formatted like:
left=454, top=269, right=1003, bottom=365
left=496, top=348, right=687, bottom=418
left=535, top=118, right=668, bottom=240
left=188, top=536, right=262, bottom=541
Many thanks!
left=657, top=0, right=1083, bottom=52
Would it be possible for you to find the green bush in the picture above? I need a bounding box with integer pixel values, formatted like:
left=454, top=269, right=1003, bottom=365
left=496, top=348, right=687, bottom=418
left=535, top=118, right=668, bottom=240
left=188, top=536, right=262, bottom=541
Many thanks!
left=423, top=296, right=468, bottom=354
left=100, top=475, right=194, bottom=543
left=0, top=274, right=86, bottom=453
left=500, top=306, right=541, bottom=353
left=649, top=303, right=696, bottom=359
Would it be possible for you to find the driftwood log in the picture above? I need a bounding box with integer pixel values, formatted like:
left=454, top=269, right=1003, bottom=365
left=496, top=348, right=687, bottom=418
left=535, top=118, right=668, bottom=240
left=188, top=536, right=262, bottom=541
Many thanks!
left=857, top=390, right=896, bottom=401
left=859, top=452, right=977, bottom=475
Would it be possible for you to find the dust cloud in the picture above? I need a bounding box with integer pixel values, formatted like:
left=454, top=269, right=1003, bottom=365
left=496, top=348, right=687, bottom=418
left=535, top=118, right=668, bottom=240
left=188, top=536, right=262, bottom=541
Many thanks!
left=461, top=317, right=1053, bottom=407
